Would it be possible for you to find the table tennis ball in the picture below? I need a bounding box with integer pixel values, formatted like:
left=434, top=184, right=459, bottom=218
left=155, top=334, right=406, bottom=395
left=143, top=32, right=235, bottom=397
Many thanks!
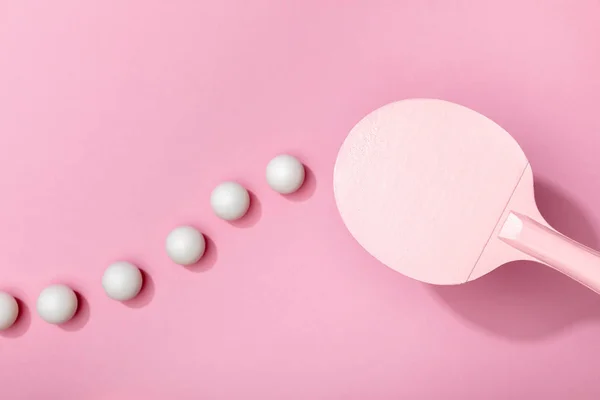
left=266, top=154, right=305, bottom=194
left=210, top=181, right=250, bottom=221
left=166, top=226, right=206, bottom=265
left=0, top=292, right=18, bottom=330
left=102, top=261, right=143, bottom=301
left=36, top=284, right=78, bottom=324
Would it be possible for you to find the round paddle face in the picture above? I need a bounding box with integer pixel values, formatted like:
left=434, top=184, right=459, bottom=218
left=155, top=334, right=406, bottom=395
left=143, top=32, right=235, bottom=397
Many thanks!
left=333, top=99, right=529, bottom=285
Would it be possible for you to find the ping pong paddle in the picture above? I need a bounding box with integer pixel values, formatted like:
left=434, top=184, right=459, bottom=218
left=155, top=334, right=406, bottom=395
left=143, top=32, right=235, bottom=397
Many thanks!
left=333, top=98, right=600, bottom=294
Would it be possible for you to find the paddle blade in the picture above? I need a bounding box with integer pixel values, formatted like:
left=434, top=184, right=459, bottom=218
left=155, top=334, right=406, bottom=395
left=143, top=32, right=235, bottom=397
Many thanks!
left=334, top=99, right=528, bottom=285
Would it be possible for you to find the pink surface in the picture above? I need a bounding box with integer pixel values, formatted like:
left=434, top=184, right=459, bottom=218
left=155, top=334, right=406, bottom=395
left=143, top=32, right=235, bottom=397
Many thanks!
left=1, top=1, right=600, bottom=399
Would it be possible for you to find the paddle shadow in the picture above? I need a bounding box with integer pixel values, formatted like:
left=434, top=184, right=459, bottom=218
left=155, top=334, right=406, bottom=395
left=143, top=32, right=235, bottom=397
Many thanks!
left=430, top=179, right=600, bottom=340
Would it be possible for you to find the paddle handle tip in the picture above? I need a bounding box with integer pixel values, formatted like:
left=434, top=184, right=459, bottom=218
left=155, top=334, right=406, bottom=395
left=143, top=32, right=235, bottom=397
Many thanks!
left=500, top=212, right=600, bottom=294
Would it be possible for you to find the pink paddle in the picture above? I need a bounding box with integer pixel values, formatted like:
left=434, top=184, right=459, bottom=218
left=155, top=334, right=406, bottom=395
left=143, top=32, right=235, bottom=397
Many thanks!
left=334, top=98, right=600, bottom=293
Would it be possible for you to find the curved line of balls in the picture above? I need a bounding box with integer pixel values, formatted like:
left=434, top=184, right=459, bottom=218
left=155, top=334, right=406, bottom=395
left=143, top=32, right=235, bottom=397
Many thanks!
left=0, top=154, right=306, bottom=330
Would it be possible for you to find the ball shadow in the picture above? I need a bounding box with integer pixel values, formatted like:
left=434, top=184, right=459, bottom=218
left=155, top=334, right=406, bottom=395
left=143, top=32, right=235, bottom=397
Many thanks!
left=124, top=269, right=155, bottom=309
left=229, top=191, right=262, bottom=228
left=430, top=179, right=600, bottom=340
left=0, top=297, right=31, bottom=338
left=286, top=166, right=317, bottom=202
left=59, top=291, right=91, bottom=332
left=184, top=235, right=218, bottom=273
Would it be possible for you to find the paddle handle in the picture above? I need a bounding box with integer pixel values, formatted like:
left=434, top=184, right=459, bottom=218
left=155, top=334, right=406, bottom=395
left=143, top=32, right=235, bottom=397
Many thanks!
left=499, top=212, right=600, bottom=294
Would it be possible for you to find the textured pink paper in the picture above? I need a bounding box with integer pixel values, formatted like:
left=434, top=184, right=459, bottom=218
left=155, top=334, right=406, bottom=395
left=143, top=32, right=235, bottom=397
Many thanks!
left=1, top=1, right=600, bottom=399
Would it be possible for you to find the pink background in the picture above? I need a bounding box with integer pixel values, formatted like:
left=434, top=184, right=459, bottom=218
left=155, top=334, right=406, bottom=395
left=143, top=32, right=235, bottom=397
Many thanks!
left=1, top=1, right=600, bottom=399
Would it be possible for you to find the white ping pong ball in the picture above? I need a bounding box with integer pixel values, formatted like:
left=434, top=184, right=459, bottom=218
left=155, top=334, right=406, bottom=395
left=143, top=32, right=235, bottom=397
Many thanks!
left=210, top=181, right=250, bottom=221
left=102, top=261, right=143, bottom=301
left=266, top=154, right=305, bottom=194
left=36, top=284, right=78, bottom=325
left=0, top=292, right=19, bottom=330
left=166, top=226, right=206, bottom=265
